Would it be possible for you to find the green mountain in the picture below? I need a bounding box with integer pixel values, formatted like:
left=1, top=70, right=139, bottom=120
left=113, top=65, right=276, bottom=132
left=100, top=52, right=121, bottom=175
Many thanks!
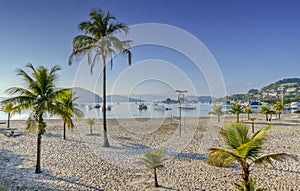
left=261, top=78, right=300, bottom=91
left=218, top=78, right=300, bottom=104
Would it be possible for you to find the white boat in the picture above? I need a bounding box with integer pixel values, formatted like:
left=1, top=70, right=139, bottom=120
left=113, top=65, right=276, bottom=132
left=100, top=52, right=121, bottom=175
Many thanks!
left=290, top=101, right=300, bottom=109
left=178, top=103, right=197, bottom=110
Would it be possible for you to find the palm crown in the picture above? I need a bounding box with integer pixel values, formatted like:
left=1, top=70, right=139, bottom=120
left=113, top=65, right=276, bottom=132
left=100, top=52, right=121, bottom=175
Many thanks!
left=229, top=103, right=245, bottom=122
left=209, top=122, right=288, bottom=191
left=208, top=105, right=224, bottom=122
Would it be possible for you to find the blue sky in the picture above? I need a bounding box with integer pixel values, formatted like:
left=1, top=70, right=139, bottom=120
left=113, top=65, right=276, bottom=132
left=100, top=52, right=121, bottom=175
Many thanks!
left=0, top=0, right=300, bottom=98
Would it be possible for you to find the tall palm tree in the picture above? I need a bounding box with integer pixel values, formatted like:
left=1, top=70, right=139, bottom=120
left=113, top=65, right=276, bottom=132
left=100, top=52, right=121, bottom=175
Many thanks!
left=1, top=102, right=18, bottom=128
left=209, top=122, right=288, bottom=191
left=229, top=103, right=245, bottom=122
left=142, top=148, right=171, bottom=187
left=243, top=107, right=253, bottom=120
left=260, top=105, right=271, bottom=121
left=208, top=105, right=224, bottom=122
left=1, top=64, right=68, bottom=173
left=56, top=90, right=83, bottom=140
left=69, top=8, right=132, bottom=147
left=273, top=101, right=284, bottom=120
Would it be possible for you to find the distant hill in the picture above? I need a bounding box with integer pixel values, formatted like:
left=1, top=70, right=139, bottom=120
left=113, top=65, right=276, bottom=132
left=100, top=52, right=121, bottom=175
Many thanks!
left=262, top=78, right=300, bottom=91
left=220, top=77, right=300, bottom=104
left=72, top=87, right=141, bottom=103
left=72, top=87, right=102, bottom=103
left=186, top=95, right=214, bottom=103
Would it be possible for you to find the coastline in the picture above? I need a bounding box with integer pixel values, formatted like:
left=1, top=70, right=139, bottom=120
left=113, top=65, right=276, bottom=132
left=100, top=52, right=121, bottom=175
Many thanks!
left=0, top=114, right=300, bottom=190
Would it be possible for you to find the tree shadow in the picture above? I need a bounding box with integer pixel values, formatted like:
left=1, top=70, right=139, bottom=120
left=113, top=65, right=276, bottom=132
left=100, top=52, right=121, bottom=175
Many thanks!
left=158, top=185, right=180, bottom=190
left=44, top=132, right=62, bottom=138
left=0, top=149, right=105, bottom=190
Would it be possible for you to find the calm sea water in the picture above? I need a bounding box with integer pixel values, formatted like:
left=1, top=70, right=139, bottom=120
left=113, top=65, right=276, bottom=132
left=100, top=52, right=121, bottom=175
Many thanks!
left=0, top=102, right=213, bottom=121
left=0, top=102, right=292, bottom=121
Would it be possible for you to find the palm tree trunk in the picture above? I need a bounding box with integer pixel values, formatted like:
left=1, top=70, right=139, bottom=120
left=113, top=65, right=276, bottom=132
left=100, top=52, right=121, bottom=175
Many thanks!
left=279, top=113, right=281, bottom=120
left=63, top=121, right=66, bottom=140
left=265, top=114, right=268, bottom=121
left=252, top=122, right=255, bottom=133
left=90, top=125, right=93, bottom=134
left=247, top=113, right=250, bottom=120
left=36, top=133, right=42, bottom=173
left=36, top=114, right=44, bottom=173
left=237, top=113, right=239, bottom=122
left=102, top=56, right=110, bottom=147
left=217, top=115, right=220, bottom=122
left=154, top=167, right=158, bottom=187
left=242, top=166, right=250, bottom=191
left=7, top=113, right=10, bottom=128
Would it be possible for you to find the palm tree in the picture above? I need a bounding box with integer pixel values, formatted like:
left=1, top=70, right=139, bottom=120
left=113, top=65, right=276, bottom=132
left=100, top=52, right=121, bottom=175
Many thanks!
left=273, top=101, right=284, bottom=120
left=208, top=105, right=224, bottom=122
left=1, top=64, right=68, bottom=173
left=1, top=102, right=18, bottom=128
left=260, top=105, right=271, bottom=121
left=56, top=90, right=83, bottom=140
left=209, top=122, right=288, bottom=191
left=243, top=107, right=253, bottom=120
left=249, top=117, right=256, bottom=133
left=69, top=8, right=132, bottom=147
left=142, top=148, right=171, bottom=187
left=86, top=118, right=96, bottom=135
left=229, top=103, right=245, bottom=122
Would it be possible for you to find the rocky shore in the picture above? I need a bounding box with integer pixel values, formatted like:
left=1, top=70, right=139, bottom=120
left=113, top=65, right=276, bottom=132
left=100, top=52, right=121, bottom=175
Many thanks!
left=0, top=115, right=299, bottom=190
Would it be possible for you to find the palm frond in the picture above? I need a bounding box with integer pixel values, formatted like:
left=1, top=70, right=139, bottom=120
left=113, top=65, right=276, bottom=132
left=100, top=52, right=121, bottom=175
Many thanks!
left=208, top=148, right=240, bottom=167
left=253, top=153, right=289, bottom=167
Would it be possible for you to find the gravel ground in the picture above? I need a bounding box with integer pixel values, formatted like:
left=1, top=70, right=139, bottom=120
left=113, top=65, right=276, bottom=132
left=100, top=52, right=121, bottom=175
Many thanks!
left=0, top=115, right=299, bottom=191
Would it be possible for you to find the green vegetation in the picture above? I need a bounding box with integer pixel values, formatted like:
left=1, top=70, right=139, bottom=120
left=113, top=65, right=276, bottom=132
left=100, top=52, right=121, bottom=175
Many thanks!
left=86, top=118, right=96, bottom=135
left=142, top=148, right=171, bottom=187
left=57, top=90, right=84, bottom=140
left=208, top=105, right=224, bottom=122
left=243, top=107, right=253, bottom=120
left=272, top=101, right=284, bottom=120
left=1, top=102, right=19, bottom=128
left=0, top=64, right=69, bottom=173
left=209, top=122, right=288, bottom=191
left=260, top=106, right=272, bottom=121
left=249, top=117, right=256, bottom=133
left=229, top=103, right=245, bottom=122
left=69, top=8, right=132, bottom=147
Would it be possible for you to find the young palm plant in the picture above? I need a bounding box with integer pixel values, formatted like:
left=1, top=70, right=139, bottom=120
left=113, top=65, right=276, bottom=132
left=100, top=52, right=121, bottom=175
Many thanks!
left=56, top=90, right=83, bottom=140
left=1, top=64, right=69, bottom=173
left=208, top=105, right=224, bottom=122
left=260, top=105, right=271, bottom=121
left=86, top=118, right=96, bottom=135
left=209, top=122, right=288, bottom=191
left=142, top=148, right=171, bottom=187
left=272, top=101, right=284, bottom=120
left=243, top=107, right=253, bottom=120
left=69, top=8, right=132, bottom=147
left=249, top=117, right=256, bottom=133
left=1, top=102, right=19, bottom=128
left=229, top=103, right=245, bottom=122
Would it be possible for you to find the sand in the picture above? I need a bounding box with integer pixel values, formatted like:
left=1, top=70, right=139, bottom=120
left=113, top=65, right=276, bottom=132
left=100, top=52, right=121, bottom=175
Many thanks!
left=0, top=114, right=299, bottom=190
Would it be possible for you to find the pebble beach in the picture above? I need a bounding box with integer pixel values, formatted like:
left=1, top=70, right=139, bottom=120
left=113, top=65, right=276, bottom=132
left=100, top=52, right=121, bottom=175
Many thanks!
left=0, top=115, right=299, bottom=191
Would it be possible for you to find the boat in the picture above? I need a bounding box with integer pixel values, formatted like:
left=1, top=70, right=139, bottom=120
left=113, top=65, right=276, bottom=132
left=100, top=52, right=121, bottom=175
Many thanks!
left=85, top=104, right=93, bottom=110
left=178, top=103, right=197, bottom=110
left=290, top=101, right=300, bottom=109
left=152, top=102, right=165, bottom=110
left=138, top=103, right=147, bottom=110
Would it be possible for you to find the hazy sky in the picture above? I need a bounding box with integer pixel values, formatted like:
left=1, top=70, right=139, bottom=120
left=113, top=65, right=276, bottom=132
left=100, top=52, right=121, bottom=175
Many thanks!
left=1, top=0, right=299, bottom=97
